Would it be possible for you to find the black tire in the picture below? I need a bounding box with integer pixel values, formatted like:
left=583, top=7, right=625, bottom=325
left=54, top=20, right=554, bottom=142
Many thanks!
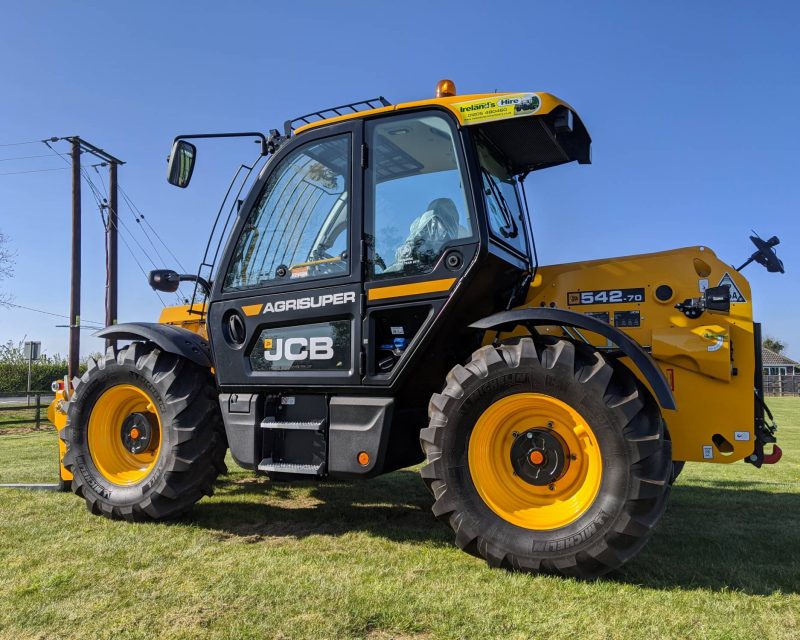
left=669, top=460, right=685, bottom=485
left=420, top=336, right=672, bottom=579
left=61, top=342, right=227, bottom=521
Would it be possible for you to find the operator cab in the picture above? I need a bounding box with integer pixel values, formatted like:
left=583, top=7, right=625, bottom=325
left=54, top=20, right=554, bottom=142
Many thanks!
left=158, top=80, right=591, bottom=477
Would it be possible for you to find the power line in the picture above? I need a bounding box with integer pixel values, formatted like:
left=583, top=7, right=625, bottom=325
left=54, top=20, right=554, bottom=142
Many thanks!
left=43, top=139, right=175, bottom=307
left=45, top=141, right=187, bottom=284
left=0, top=154, right=56, bottom=162
left=0, top=167, right=70, bottom=176
left=102, top=207, right=169, bottom=307
left=115, top=186, right=171, bottom=269
left=118, top=183, right=188, bottom=272
left=92, top=164, right=109, bottom=199
left=0, top=140, right=42, bottom=147
left=5, top=302, right=105, bottom=328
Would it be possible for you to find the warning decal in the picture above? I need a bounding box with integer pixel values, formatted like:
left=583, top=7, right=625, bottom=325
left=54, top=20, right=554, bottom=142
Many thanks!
left=717, top=272, right=746, bottom=303
left=453, top=93, right=541, bottom=124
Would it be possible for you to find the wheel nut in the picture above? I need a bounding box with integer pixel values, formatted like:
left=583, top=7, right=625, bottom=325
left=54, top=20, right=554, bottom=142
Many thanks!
left=547, top=421, right=554, bottom=429
left=548, top=483, right=556, bottom=491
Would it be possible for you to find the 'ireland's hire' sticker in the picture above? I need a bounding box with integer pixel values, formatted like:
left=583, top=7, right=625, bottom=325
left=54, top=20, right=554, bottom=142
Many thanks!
left=453, top=93, right=541, bottom=124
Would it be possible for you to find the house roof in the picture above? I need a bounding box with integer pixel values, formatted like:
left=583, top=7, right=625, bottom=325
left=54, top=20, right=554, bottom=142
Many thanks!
left=762, top=347, right=799, bottom=367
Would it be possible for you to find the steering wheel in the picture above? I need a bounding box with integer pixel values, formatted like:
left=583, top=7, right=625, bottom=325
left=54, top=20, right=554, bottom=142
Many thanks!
left=306, top=250, right=349, bottom=276
left=748, top=235, right=785, bottom=273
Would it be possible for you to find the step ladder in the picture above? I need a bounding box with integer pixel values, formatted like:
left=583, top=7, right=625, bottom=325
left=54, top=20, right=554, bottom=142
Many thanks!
left=257, top=396, right=327, bottom=477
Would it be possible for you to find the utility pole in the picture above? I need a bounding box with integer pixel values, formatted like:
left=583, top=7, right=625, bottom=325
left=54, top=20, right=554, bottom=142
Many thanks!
left=53, top=136, right=125, bottom=383
left=106, top=160, right=119, bottom=350
left=69, top=139, right=81, bottom=384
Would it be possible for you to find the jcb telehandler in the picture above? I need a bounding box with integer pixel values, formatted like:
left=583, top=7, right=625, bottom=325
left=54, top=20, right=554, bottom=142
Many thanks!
left=50, top=80, right=784, bottom=578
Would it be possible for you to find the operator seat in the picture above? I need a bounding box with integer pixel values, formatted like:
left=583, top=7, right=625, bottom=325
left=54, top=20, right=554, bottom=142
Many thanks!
left=386, top=198, right=461, bottom=272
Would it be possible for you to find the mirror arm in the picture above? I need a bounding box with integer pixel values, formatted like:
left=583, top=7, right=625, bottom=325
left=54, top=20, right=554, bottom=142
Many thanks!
left=736, top=253, right=757, bottom=272
left=173, top=132, right=270, bottom=156
left=177, top=274, right=211, bottom=296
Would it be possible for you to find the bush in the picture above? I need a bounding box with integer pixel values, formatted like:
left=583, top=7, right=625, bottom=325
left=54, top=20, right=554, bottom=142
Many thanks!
left=0, top=362, right=88, bottom=393
left=0, top=341, right=90, bottom=393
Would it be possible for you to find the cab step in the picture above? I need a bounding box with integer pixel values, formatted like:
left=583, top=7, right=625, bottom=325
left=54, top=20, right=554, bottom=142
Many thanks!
left=260, top=417, right=325, bottom=431
left=257, top=459, right=324, bottom=475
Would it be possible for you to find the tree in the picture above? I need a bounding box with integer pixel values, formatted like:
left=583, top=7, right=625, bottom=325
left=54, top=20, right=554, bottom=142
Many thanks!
left=0, top=230, right=15, bottom=308
left=763, top=337, right=786, bottom=354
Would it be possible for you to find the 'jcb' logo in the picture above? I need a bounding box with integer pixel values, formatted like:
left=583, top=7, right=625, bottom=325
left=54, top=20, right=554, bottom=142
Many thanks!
left=263, top=337, right=333, bottom=361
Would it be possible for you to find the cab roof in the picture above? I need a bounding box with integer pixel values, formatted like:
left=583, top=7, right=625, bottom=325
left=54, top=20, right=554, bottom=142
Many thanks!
left=289, top=89, right=592, bottom=174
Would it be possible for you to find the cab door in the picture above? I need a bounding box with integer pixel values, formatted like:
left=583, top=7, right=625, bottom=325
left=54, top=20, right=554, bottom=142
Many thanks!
left=208, top=120, right=364, bottom=389
left=362, top=109, right=479, bottom=385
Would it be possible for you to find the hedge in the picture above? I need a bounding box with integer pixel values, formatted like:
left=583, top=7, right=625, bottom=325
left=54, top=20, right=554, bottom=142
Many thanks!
left=0, top=362, right=87, bottom=394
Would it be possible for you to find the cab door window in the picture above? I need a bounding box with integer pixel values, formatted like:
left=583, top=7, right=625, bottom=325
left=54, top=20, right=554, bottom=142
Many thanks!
left=224, top=134, right=350, bottom=290
left=368, top=113, right=472, bottom=280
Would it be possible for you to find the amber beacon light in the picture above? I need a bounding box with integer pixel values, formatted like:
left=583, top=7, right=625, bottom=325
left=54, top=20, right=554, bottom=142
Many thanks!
left=435, top=79, right=457, bottom=98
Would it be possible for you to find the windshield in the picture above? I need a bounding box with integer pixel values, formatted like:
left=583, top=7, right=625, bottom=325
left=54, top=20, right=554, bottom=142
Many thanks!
left=475, top=136, right=528, bottom=256
left=223, top=135, right=351, bottom=290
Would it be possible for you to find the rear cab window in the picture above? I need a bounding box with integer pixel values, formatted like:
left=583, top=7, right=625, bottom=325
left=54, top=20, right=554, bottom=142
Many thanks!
left=475, top=135, right=528, bottom=256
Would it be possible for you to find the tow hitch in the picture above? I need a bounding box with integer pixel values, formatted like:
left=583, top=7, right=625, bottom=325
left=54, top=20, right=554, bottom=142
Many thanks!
left=762, top=445, right=783, bottom=465
left=747, top=391, right=780, bottom=468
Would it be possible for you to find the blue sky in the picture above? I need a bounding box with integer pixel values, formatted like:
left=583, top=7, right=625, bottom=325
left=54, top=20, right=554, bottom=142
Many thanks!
left=0, top=1, right=797, bottom=358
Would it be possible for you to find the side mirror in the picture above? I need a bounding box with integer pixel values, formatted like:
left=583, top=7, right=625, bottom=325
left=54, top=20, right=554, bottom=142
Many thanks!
left=167, top=140, right=197, bottom=188
left=148, top=269, right=180, bottom=292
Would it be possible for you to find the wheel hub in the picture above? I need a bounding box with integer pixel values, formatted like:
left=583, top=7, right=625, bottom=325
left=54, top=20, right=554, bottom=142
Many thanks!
left=121, top=412, right=156, bottom=454
left=510, top=427, right=569, bottom=486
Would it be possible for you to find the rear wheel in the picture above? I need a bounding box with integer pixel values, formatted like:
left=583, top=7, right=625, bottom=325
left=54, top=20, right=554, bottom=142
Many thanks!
left=420, top=337, right=672, bottom=578
left=669, top=460, right=685, bottom=485
left=62, top=342, right=227, bottom=521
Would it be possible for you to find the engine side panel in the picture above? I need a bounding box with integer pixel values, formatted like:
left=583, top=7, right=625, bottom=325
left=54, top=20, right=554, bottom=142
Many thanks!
left=520, top=246, right=756, bottom=464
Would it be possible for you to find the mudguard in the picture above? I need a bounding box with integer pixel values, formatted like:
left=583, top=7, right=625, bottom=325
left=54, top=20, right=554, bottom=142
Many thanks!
left=470, top=308, right=677, bottom=410
left=93, top=322, right=213, bottom=368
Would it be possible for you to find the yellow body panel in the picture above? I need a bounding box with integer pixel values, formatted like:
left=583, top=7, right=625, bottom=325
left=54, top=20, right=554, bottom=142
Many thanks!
left=294, top=92, right=574, bottom=135
left=511, top=246, right=756, bottom=464
left=157, top=304, right=208, bottom=338
left=48, top=388, right=72, bottom=483
left=367, top=277, right=456, bottom=301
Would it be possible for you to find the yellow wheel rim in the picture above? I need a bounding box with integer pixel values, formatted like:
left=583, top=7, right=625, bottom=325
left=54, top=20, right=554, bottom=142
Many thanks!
left=468, top=393, right=602, bottom=530
left=87, top=384, right=162, bottom=486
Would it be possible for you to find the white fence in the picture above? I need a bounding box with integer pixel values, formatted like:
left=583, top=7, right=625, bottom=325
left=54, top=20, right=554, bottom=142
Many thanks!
left=763, top=374, right=799, bottom=396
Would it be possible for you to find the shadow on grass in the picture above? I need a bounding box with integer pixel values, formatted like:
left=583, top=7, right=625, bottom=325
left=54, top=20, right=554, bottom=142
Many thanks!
left=618, top=482, right=800, bottom=595
left=190, top=469, right=799, bottom=595
left=191, top=469, right=452, bottom=547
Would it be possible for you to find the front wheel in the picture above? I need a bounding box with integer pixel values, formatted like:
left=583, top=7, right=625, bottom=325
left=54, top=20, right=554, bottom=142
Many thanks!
left=420, top=337, right=672, bottom=578
left=62, top=342, right=227, bottom=521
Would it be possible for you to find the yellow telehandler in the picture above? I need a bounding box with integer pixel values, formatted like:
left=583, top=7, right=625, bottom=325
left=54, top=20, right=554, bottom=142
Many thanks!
left=49, top=80, right=783, bottom=577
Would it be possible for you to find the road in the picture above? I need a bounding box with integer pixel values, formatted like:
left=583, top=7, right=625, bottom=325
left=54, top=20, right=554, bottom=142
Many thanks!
left=0, top=395, right=43, bottom=406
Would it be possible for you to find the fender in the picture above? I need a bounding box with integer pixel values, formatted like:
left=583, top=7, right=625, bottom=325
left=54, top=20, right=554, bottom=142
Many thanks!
left=93, top=323, right=213, bottom=369
left=470, top=308, right=676, bottom=411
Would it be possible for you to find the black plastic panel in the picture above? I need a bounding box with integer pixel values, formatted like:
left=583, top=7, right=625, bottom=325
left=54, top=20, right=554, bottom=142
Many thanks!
left=218, top=392, right=263, bottom=469
left=328, top=396, right=393, bottom=477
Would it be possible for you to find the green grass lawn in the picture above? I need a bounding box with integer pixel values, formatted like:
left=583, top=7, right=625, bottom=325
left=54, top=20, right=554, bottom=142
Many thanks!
left=0, top=399, right=798, bottom=640
left=0, top=406, right=50, bottom=434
